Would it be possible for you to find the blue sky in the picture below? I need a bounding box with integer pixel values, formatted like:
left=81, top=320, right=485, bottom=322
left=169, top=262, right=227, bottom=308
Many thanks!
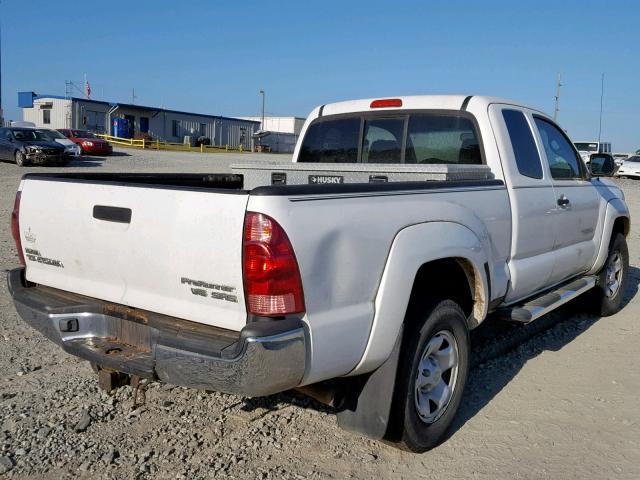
left=2, top=0, right=638, bottom=150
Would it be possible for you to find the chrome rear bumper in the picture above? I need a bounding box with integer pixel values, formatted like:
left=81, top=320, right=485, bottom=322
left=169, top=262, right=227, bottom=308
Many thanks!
left=7, top=268, right=306, bottom=397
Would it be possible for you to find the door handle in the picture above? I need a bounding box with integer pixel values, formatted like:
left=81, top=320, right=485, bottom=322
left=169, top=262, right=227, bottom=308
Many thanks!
left=557, top=195, right=570, bottom=207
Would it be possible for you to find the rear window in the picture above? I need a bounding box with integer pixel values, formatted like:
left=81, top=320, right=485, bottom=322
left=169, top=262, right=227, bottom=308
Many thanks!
left=405, top=115, right=481, bottom=164
left=71, top=130, right=96, bottom=138
left=362, top=118, right=404, bottom=163
left=574, top=142, right=598, bottom=152
left=298, top=113, right=482, bottom=164
left=297, top=118, right=360, bottom=163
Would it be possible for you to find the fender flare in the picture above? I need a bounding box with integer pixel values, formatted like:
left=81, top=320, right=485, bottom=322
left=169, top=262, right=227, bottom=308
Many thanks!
left=349, top=221, right=490, bottom=375
left=588, top=199, right=630, bottom=275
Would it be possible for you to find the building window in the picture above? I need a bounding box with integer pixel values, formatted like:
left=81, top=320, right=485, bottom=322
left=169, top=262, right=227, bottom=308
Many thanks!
left=199, top=123, right=206, bottom=136
left=43, top=109, right=51, bottom=124
left=172, top=120, right=180, bottom=137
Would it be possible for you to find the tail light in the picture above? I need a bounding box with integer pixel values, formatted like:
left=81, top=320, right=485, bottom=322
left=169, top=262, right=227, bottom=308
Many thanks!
left=11, top=191, right=25, bottom=266
left=243, top=212, right=305, bottom=316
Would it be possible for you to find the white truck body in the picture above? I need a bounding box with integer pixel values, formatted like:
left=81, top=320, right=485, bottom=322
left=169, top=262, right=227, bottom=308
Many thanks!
left=9, top=95, right=630, bottom=448
left=574, top=140, right=612, bottom=164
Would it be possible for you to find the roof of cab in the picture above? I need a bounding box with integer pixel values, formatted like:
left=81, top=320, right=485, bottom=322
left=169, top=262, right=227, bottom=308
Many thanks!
left=314, top=95, right=544, bottom=118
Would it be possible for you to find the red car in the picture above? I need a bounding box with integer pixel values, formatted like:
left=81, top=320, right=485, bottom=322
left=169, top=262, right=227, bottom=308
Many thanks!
left=57, top=129, right=113, bottom=155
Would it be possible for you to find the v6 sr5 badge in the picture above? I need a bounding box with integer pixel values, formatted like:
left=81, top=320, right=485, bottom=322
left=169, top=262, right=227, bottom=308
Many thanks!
left=181, top=277, right=238, bottom=304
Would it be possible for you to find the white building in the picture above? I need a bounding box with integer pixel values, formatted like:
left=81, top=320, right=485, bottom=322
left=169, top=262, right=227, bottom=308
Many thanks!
left=239, top=116, right=306, bottom=153
left=239, top=116, right=306, bottom=135
left=18, top=92, right=260, bottom=150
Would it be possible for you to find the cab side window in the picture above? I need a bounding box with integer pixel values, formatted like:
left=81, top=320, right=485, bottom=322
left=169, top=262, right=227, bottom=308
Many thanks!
left=533, top=117, right=584, bottom=180
left=502, top=109, right=543, bottom=179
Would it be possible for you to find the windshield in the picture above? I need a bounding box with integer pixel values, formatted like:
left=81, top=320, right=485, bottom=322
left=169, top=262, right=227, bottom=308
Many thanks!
left=574, top=142, right=598, bottom=152
left=626, top=155, right=640, bottom=163
left=36, top=129, right=66, bottom=140
left=11, top=129, right=48, bottom=142
left=71, top=130, right=97, bottom=138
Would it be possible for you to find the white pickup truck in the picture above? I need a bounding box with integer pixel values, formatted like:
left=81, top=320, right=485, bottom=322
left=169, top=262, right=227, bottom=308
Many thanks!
left=8, top=95, right=630, bottom=452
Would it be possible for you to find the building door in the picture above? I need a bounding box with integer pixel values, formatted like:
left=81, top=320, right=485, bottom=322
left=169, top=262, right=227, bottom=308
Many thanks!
left=124, top=115, right=135, bottom=138
left=140, top=117, right=149, bottom=134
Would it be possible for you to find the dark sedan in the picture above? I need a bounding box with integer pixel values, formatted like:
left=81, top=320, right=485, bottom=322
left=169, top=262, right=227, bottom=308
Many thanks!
left=0, top=128, right=67, bottom=166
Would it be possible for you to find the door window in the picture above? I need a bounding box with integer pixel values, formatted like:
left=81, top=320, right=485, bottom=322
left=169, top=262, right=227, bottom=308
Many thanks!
left=502, top=109, right=543, bottom=179
left=534, top=117, right=584, bottom=180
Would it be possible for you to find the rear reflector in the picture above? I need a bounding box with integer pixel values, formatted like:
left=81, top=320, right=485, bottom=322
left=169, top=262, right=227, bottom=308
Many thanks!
left=11, top=191, right=25, bottom=266
left=370, top=98, right=403, bottom=108
left=243, top=212, right=305, bottom=317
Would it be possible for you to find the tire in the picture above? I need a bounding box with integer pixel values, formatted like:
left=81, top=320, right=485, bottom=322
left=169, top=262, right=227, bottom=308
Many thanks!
left=15, top=150, right=26, bottom=167
left=386, top=299, right=470, bottom=452
left=590, top=233, right=629, bottom=316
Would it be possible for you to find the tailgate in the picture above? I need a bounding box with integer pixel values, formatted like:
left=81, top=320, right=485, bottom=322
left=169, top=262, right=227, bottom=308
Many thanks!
left=18, top=178, right=249, bottom=331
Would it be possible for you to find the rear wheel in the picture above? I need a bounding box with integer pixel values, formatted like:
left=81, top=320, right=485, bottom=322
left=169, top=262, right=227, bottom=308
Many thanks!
left=590, top=233, right=629, bottom=316
left=15, top=150, right=26, bottom=167
left=387, top=299, right=469, bottom=452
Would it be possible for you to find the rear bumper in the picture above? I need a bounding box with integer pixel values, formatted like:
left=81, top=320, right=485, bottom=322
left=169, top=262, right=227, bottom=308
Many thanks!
left=7, top=268, right=306, bottom=397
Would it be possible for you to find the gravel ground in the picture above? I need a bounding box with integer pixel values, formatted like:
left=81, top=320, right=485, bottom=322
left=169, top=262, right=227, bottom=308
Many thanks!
left=0, top=148, right=639, bottom=479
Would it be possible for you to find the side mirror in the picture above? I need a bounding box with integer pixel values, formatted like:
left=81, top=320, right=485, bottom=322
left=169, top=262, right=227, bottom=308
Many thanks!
left=589, top=154, right=615, bottom=176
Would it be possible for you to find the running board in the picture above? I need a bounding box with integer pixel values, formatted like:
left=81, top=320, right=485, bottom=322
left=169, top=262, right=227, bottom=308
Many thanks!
left=499, top=276, right=597, bottom=323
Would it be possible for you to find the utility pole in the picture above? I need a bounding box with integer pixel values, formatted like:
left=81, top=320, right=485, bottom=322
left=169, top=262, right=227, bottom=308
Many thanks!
left=259, top=89, right=265, bottom=131
left=553, top=73, right=562, bottom=121
left=598, top=73, right=605, bottom=143
left=131, top=88, right=137, bottom=105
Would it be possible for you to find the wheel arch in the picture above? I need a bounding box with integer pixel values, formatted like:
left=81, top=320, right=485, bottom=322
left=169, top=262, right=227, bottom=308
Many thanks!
left=588, top=199, right=631, bottom=275
left=349, top=221, right=490, bottom=376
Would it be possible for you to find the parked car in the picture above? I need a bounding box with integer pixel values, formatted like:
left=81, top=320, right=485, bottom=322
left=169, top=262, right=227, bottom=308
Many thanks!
left=574, top=140, right=612, bottom=165
left=9, top=121, right=36, bottom=128
left=57, top=129, right=112, bottom=155
left=0, top=127, right=66, bottom=166
left=9, top=95, right=630, bottom=452
left=35, top=129, right=81, bottom=157
left=615, top=155, right=640, bottom=178
left=612, top=153, right=630, bottom=166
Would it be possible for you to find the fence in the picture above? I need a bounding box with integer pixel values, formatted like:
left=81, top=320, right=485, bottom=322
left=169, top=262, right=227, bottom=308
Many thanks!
left=95, top=134, right=244, bottom=153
